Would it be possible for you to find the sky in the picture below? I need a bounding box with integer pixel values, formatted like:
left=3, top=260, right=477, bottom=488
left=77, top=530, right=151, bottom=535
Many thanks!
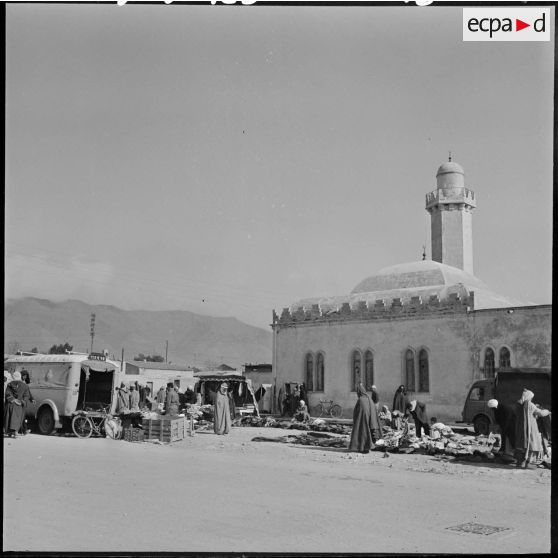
left=5, top=2, right=554, bottom=330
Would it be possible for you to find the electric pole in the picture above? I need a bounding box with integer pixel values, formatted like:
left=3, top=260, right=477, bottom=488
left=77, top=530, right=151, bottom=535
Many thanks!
left=90, top=313, right=96, bottom=354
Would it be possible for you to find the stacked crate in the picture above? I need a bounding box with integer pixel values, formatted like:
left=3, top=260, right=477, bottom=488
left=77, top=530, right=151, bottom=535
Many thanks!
left=142, top=416, right=186, bottom=442
left=123, top=427, right=145, bottom=443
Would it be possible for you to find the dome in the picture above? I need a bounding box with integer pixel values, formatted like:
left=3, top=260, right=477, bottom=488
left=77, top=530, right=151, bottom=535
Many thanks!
left=289, top=260, right=524, bottom=313
left=351, top=260, right=483, bottom=293
left=436, top=161, right=464, bottom=177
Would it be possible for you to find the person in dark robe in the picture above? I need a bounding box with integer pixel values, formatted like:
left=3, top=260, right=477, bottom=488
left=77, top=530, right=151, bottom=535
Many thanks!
left=349, top=383, right=377, bottom=454
left=392, top=385, right=409, bottom=414
left=514, top=389, right=549, bottom=469
left=214, top=382, right=231, bottom=435
left=487, top=398, right=517, bottom=455
left=292, top=400, right=311, bottom=424
left=406, top=400, right=430, bottom=437
left=163, top=382, right=180, bottom=416
left=370, top=385, right=379, bottom=404
left=4, top=371, right=33, bottom=438
left=138, top=385, right=146, bottom=409
left=282, top=392, right=291, bottom=417
left=536, top=406, right=552, bottom=460
left=227, top=387, right=236, bottom=421
left=299, top=383, right=307, bottom=407
left=185, top=386, right=196, bottom=405
left=291, top=387, right=300, bottom=416
left=18, top=370, right=35, bottom=435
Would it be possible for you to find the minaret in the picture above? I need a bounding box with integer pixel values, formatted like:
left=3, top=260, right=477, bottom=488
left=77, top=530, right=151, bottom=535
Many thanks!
left=425, top=158, right=476, bottom=274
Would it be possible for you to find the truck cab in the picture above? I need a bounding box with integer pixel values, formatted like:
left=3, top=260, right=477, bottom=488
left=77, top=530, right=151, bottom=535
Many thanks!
left=462, top=368, right=551, bottom=435
left=462, top=379, right=495, bottom=435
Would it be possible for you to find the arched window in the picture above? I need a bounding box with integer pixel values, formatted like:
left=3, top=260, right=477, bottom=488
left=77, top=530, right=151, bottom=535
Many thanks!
left=418, top=349, right=429, bottom=392
left=364, top=350, right=374, bottom=389
left=405, top=349, right=415, bottom=392
left=499, top=347, right=511, bottom=369
left=305, top=353, right=314, bottom=392
left=351, top=350, right=362, bottom=391
left=316, top=353, right=325, bottom=392
left=484, top=348, right=495, bottom=378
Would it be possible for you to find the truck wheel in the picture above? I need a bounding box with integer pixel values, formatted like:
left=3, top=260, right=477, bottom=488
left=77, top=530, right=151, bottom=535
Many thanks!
left=473, top=415, right=490, bottom=436
left=37, top=406, right=56, bottom=435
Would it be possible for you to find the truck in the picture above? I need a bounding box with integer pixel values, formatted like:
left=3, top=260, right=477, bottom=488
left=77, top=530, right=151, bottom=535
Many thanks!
left=461, top=368, right=551, bottom=435
left=4, top=352, right=121, bottom=435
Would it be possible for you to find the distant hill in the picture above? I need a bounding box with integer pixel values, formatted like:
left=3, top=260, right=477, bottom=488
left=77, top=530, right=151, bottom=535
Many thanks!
left=4, top=298, right=272, bottom=368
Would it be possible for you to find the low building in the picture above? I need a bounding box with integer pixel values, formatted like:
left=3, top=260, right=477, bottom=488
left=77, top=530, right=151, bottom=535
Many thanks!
left=243, top=363, right=273, bottom=391
left=122, top=361, right=196, bottom=395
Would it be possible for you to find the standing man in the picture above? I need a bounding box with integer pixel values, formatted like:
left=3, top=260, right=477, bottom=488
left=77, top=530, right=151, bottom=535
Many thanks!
left=156, top=385, right=166, bottom=412
left=487, top=399, right=517, bottom=456
left=4, top=371, right=33, bottom=438
left=406, top=399, right=430, bottom=437
left=129, top=384, right=140, bottom=412
left=214, top=382, right=231, bottom=435
left=115, top=383, right=130, bottom=414
left=349, top=383, right=376, bottom=454
left=163, top=382, right=180, bottom=416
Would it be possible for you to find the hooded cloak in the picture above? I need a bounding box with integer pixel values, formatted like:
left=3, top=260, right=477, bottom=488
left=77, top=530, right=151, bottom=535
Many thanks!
left=349, top=384, right=379, bottom=453
left=214, top=384, right=231, bottom=435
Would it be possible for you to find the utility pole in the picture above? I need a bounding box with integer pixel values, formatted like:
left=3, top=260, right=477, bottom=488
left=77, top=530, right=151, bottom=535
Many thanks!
left=165, top=340, right=169, bottom=363
left=90, top=313, right=96, bottom=354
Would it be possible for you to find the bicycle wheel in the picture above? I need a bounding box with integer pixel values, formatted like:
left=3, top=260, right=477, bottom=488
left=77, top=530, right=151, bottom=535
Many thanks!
left=104, top=417, right=122, bottom=440
left=329, top=404, right=343, bottom=419
left=72, top=415, right=93, bottom=439
left=313, top=403, right=324, bottom=417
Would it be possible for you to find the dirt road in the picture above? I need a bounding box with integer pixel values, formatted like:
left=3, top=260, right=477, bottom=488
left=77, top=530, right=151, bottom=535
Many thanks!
left=3, top=427, right=551, bottom=553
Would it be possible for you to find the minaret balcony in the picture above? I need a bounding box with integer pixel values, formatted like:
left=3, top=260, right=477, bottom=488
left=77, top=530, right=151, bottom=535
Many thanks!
left=425, top=187, right=476, bottom=210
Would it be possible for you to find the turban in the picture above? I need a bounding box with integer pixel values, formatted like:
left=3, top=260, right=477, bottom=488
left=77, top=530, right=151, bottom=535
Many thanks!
left=519, top=389, right=534, bottom=403
left=409, top=400, right=417, bottom=412
left=487, top=399, right=498, bottom=408
left=12, top=371, right=22, bottom=381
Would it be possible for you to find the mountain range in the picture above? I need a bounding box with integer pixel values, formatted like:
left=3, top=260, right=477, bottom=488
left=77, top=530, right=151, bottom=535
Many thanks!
left=4, top=298, right=272, bottom=368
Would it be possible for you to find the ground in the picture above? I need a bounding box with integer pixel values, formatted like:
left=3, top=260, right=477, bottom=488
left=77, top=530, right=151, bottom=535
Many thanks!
left=3, top=426, right=551, bottom=553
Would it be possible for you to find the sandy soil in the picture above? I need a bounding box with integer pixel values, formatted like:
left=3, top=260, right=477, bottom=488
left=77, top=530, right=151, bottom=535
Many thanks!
left=3, top=427, right=551, bottom=553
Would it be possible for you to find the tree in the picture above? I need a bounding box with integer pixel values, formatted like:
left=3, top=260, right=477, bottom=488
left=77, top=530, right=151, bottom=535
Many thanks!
left=49, top=342, right=73, bottom=354
left=133, top=353, right=165, bottom=363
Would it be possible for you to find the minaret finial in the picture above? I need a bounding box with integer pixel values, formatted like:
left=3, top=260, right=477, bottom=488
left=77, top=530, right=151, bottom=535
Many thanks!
left=448, top=150, right=452, bottom=162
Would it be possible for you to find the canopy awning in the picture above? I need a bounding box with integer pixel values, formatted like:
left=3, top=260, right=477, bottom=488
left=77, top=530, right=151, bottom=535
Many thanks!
left=81, top=360, right=117, bottom=373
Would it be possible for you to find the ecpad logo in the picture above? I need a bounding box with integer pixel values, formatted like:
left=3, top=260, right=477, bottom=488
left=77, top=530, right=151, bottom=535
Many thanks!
left=463, top=8, right=550, bottom=41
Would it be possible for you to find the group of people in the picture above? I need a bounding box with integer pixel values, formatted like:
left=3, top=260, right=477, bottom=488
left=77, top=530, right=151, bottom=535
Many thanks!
left=4, top=370, right=35, bottom=438
left=115, top=381, right=198, bottom=417
left=349, top=383, right=432, bottom=453
left=488, top=390, right=551, bottom=469
left=279, top=383, right=308, bottom=417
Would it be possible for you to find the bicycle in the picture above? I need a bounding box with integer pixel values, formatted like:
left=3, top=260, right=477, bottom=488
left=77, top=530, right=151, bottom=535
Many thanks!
left=313, top=399, right=343, bottom=419
left=72, top=410, right=122, bottom=439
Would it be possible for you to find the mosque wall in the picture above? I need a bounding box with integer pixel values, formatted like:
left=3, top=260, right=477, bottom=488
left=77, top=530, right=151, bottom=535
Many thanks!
left=272, top=305, right=551, bottom=422
left=468, top=305, right=552, bottom=373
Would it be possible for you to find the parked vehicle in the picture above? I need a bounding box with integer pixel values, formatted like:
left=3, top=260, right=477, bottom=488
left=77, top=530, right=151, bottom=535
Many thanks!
left=461, top=368, right=551, bottom=435
left=4, top=353, right=121, bottom=435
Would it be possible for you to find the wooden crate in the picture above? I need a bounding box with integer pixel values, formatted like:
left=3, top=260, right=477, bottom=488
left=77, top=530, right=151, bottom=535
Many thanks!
left=123, top=427, right=144, bottom=443
left=142, top=416, right=186, bottom=442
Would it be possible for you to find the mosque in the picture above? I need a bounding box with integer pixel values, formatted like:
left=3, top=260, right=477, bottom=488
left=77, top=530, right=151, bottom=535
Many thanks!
left=271, top=160, right=551, bottom=421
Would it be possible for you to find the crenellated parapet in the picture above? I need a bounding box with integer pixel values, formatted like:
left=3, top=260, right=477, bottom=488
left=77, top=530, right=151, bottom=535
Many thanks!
left=425, top=187, right=476, bottom=212
left=273, top=290, right=475, bottom=326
